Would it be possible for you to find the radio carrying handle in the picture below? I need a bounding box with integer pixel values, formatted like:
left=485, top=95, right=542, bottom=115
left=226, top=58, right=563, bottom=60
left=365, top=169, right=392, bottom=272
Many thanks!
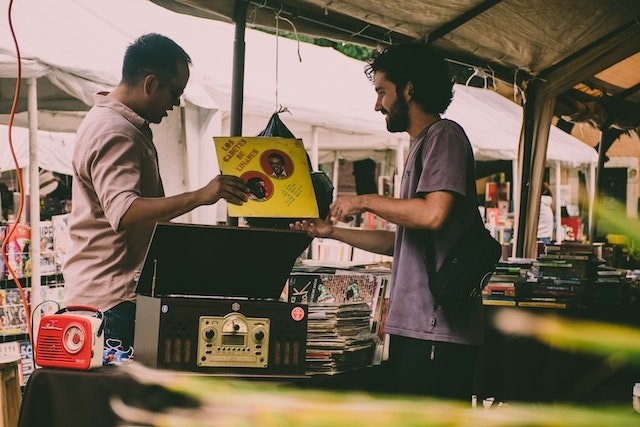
left=56, top=305, right=99, bottom=314
left=56, top=305, right=105, bottom=337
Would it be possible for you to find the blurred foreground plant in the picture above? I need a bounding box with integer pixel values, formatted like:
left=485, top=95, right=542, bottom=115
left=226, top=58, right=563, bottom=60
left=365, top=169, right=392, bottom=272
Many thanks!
left=493, top=309, right=640, bottom=365
left=594, top=197, right=640, bottom=257
left=110, top=362, right=639, bottom=427
left=110, top=201, right=640, bottom=426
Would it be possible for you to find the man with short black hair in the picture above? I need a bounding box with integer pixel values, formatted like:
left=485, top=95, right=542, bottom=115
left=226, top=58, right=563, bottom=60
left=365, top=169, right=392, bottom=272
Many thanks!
left=64, top=33, right=248, bottom=350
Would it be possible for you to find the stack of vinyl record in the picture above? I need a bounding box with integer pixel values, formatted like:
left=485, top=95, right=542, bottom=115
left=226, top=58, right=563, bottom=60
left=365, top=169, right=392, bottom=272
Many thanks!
left=306, top=302, right=376, bottom=375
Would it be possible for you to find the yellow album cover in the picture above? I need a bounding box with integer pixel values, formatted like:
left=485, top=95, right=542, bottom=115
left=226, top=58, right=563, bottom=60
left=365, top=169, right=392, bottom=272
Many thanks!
left=214, top=136, right=319, bottom=218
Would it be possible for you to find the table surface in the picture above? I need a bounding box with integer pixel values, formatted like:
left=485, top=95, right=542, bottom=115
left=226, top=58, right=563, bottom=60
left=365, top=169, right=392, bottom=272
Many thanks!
left=18, top=366, right=201, bottom=427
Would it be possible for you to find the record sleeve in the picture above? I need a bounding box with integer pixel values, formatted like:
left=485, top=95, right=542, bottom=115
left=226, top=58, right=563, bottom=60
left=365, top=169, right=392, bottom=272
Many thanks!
left=214, top=137, right=318, bottom=218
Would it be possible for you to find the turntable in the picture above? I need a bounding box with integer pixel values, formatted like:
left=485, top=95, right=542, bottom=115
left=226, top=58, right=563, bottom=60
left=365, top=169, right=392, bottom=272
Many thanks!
left=134, top=222, right=311, bottom=377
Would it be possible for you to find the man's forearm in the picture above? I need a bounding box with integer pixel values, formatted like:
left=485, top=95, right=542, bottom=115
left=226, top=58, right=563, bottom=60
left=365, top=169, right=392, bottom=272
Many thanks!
left=119, top=192, right=201, bottom=230
left=330, top=227, right=395, bottom=256
left=359, top=193, right=453, bottom=230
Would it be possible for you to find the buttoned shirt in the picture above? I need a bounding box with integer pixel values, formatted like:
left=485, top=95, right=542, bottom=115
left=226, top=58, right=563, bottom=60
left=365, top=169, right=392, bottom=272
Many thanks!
left=63, top=93, right=164, bottom=311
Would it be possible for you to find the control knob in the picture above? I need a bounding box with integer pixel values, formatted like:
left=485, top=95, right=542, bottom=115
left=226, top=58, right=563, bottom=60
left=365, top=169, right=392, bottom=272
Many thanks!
left=203, top=328, right=216, bottom=341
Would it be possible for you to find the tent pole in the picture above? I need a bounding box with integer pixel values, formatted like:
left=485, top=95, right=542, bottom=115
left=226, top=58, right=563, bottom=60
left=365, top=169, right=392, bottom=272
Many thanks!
left=27, top=77, right=42, bottom=337
left=332, top=151, right=340, bottom=202
left=308, top=125, right=319, bottom=260
left=514, top=80, right=555, bottom=258
left=511, top=159, right=519, bottom=258
left=590, top=126, right=621, bottom=241
left=588, top=163, right=595, bottom=243
left=230, top=0, right=248, bottom=136
left=514, top=91, right=534, bottom=258
left=554, top=161, right=563, bottom=243
left=310, top=125, right=319, bottom=170
left=228, top=0, right=248, bottom=226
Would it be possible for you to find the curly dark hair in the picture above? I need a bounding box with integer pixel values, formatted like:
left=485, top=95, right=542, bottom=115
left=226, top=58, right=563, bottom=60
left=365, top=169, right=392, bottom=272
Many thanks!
left=364, top=43, right=454, bottom=115
left=121, top=33, right=191, bottom=86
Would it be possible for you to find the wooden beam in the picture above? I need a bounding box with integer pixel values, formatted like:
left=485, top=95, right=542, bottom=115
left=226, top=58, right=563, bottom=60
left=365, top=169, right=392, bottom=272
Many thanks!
left=426, top=0, right=503, bottom=44
left=538, top=21, right=640, bottom=98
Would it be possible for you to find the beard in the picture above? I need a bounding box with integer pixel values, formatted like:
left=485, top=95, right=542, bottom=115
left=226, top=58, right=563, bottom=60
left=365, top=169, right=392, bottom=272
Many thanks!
left=383, top=95, right=410, bottom=133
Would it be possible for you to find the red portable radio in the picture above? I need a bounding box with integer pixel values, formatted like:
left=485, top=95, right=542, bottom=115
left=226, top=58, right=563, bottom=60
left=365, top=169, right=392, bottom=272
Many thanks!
left=35, top=305, right=104, bottom=370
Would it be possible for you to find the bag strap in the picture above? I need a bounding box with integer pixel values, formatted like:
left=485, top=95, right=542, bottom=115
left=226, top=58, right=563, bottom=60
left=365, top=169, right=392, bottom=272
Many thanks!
left=413, top=122, right=482, bottom=311
left=412, top=121, right=482, bottom=274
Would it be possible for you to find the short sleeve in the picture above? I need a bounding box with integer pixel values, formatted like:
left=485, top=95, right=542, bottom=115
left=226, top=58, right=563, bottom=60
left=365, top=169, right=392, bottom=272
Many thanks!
left=85, top=133, right=141, bottom=231
left=415, top=121, right=470, bottom=197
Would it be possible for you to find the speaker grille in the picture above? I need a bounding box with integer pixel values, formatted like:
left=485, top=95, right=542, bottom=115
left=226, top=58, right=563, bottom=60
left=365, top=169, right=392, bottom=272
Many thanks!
left=36, top=334, right=75, bottom=362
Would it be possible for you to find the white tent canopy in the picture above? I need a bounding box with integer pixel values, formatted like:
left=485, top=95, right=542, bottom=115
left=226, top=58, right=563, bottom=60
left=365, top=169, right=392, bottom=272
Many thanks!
left=447, top=85, right=598, bottom=168
left=0, top=0, right=597, bottom=204
left=0, top=0, right=599, bottom=326
left=0, top=83, right=598, bottom=176
left=0, top=125, right=75, bottom=176
left=0, top=0, right=224, bottom=223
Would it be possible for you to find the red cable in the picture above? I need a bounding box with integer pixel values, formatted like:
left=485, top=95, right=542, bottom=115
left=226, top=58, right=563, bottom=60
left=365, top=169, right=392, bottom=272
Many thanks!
left=1, top=0, right=33, bottom=345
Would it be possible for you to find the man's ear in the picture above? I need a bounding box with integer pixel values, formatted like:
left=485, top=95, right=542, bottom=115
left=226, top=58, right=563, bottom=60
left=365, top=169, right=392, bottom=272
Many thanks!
left=143, top=74, right=157, bottom=96
left=405, top=81, right=414, bottom=100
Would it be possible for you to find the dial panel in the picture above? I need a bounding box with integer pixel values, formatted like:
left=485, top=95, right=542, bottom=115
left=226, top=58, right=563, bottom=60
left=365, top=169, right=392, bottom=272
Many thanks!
left=197, top=313, right=270, bottom=368
left=63, top=324, right=85, bottom=354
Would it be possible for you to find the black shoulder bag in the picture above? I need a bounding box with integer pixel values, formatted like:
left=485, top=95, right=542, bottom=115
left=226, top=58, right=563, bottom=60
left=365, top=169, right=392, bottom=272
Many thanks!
left=414, top=130, right=502, bottom=311
left=425, top=214, right=501, bottom=311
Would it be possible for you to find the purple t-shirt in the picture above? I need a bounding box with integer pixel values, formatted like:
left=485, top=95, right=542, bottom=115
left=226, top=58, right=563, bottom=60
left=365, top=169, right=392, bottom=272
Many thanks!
left=384, top=120, right=484, bottom=345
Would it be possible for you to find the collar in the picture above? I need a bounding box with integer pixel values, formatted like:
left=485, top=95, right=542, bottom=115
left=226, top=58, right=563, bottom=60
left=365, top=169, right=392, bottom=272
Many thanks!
left=94, top=92, right=149, bottom=130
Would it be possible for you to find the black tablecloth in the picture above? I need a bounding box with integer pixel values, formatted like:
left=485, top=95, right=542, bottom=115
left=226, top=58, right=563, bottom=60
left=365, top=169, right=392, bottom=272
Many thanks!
left=18, top=367, right=136, bottom=427
left=18, top=365, right=197, bottom=427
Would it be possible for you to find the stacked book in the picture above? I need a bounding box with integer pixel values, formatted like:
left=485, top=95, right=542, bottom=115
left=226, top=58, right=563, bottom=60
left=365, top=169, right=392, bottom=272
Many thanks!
left=520, top=243, right=604, bottom=308
left=482, top=259, right=532, bottom=306
left=587, top=266, right=631, bottom=307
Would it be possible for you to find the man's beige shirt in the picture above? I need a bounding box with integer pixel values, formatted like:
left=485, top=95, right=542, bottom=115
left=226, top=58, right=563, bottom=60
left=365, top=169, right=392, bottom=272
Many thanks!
left=63, top=93, right=164, bottom=311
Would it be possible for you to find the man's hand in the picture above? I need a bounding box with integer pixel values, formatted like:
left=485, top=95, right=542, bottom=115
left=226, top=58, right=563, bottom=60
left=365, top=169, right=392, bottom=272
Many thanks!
left=199, top=175, right=248, bottom=206
left=289, top=218, right=334, bottom=238
left=329, top=195, right=365, bottom=223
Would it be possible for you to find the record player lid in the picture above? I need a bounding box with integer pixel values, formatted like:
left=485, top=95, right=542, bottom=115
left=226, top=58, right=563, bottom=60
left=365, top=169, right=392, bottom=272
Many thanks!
left=136, top=222, right=311, bottom=299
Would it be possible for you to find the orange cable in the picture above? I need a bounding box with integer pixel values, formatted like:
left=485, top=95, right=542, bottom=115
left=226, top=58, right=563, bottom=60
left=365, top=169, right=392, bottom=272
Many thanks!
left=1, top=0, right=33, bottom=345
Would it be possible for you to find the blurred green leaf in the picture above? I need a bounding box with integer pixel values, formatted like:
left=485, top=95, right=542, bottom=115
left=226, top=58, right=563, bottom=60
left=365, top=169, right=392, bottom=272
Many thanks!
left=112, top=363, right=640, bottom=427
left=595, top=197, right=640, bottom=248
left=494, top=309, right=640, bottom=364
